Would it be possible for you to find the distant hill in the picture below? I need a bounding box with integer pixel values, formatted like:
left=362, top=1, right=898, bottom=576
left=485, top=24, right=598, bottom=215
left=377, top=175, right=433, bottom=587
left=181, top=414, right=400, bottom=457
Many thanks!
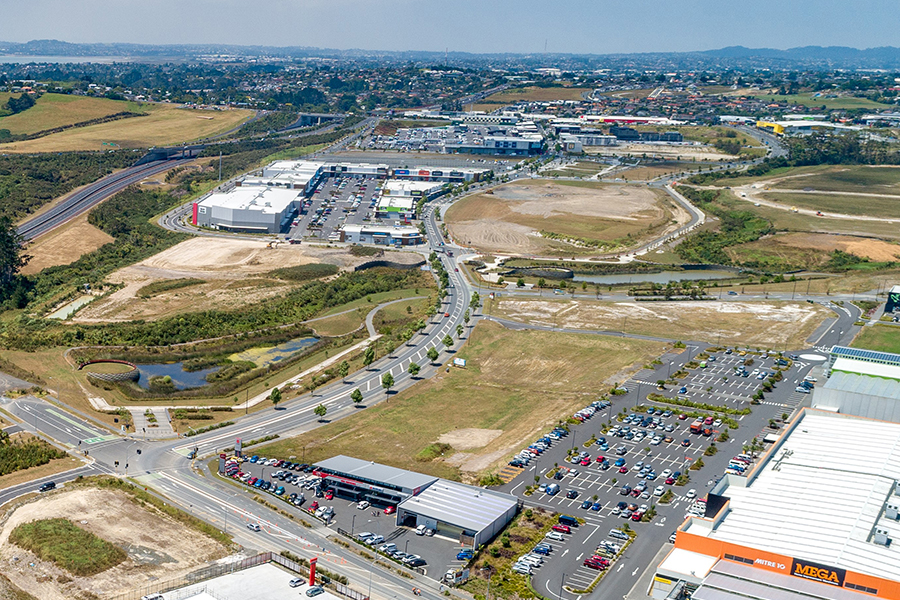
left=3, top=40, right=900, bottom=69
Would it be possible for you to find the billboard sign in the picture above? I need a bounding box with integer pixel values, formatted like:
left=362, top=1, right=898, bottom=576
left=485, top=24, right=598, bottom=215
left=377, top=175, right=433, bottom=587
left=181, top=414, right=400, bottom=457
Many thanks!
left=791, top=558, right=845, bottom=586
left=453, top=358, right=467, bottom=368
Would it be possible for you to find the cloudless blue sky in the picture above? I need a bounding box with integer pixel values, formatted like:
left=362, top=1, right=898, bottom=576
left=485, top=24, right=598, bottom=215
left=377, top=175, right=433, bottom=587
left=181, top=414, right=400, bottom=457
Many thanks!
left=2, top=0, right=899, bottom=54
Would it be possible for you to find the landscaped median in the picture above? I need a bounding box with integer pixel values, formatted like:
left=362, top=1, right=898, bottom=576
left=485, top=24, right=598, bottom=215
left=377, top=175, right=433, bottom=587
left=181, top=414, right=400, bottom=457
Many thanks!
left=459, top=508, right=557, bottom=600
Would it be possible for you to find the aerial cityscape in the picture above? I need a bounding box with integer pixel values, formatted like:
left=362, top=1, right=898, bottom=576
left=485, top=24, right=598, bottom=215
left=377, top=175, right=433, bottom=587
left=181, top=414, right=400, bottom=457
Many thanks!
left=2, top=3, right=900, bottom=600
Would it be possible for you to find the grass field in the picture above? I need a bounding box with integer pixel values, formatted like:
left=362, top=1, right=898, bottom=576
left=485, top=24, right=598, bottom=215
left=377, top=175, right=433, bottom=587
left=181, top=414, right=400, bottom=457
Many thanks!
left=0, top=104, right=254, bottom=152
left=764, top=192, right=900, bottom=219
left=744, top=91, right=893, bottom=110
left=770, top=165, right=900, bottom=194
left=545, top=161, right=605, bottom=178
left=620, top=162, right=697, bottom=181
left=21, top=213, right=115, bottom=275
left=259, top=321, right=664, bottom=480
left=493, top=298, right=831, bottom=349
left=474, top=86, right=592, bottom=106
left=727, top=232, right=900, bottom=269
left=308, top=310, right=366, bottom=337
left=0, top=93, right=147, bottom=135
left=851, top=325, right=900, bottom=354
left=9, top=518, right=127, bottom=576
left=446, top=179, right=683, bottom=256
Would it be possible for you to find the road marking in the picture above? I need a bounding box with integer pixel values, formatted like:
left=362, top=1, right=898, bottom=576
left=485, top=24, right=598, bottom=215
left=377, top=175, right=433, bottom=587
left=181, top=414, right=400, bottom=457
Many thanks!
left=617, top=564, right=624, bottom=572
left=632, top=568, right=639, bottom=576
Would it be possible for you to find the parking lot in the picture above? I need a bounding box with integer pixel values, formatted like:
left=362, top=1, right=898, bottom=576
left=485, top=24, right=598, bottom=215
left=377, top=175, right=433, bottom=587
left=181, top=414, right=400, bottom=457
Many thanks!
left=221, top=456, right=463, bottom=579
left=498, top=345, right=815, bottom=598
left=288, top=175, right=411, bottom=242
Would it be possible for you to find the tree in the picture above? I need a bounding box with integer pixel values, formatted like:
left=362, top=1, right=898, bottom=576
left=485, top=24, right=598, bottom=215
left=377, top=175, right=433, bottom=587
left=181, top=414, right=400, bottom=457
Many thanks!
left=363, top=345, right=375, bottom=368
left=408, top=362, right=421, bottom=378
left=427, top=347, right=439, bottom=363
left=314, top=404, right=327, bottom=421
left=516, top=278, right=525, bottom=288
left=338, top=360, right=350, bottom=382
left=537, top=278, right=546, bottom=289
left=464, top=309, right=470, bottom=326
left=456, top=324, right=464, bottom=338
left=381, top=372, right=394, bottom=394
left=0, top=216, right=30, bottom=302
left=350, top=388, right=364, bottom=405
left=269, top=387, right=282, bottom=408
left=442, top=334, right=454, bottom=350
left=309, top=376, right=319, bottom=396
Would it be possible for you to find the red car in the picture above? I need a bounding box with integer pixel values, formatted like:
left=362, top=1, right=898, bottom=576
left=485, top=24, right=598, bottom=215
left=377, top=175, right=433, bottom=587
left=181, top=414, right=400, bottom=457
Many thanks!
left=384, top=506, right=396, bottom=515
left=619, top=466, right=628, bottom=474
left=310, top=501, right=319, bottom=510
left=583, top=559, right=606, bottom=570
left=678, top=414, right=688, bottom=421
left=665, top=476, right=676, bottom=485
left=551, top=524, right=571, bottom=534
left=579, top=458, right=591, bottom=466
left=444, top=312, right=450, bottom=317
left=248, top=477, right=258, bottom=486
left=590, top=556, right=611, bottom=567
left=631, top=511, right=644, bottom=521
left=325, top=490, right=334, bottom=500
left=595, top=455, right=605, bottom=463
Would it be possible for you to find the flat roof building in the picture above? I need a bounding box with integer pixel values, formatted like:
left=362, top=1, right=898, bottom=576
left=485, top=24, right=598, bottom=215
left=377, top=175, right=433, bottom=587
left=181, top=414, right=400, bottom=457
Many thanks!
left=809, top=345, right=900, bottom=422
left=312, top=456, right=518, bottom=547
left=193, top=186, right=302, bottom=233
left=391, top=167, right=490, bottom=183
left=654, top=410, right=900, bottom=600
left=337, top=224, right=423, bottom=246
left=397, top=480, right=518, bottom=547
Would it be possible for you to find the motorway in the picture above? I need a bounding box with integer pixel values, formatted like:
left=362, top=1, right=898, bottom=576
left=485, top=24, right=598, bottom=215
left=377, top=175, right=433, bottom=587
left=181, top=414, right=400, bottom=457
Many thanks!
left=16, top=156, right=195, bottom=241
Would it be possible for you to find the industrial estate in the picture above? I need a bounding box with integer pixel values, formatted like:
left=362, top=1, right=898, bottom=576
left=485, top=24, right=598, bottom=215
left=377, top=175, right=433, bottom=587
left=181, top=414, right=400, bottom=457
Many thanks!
left=3, top=32, right=900, bottom=600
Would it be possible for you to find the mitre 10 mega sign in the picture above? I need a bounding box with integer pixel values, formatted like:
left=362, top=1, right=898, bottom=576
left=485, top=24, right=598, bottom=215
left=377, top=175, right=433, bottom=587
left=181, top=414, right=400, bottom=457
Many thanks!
left=790, top=558, right=846, bottom=586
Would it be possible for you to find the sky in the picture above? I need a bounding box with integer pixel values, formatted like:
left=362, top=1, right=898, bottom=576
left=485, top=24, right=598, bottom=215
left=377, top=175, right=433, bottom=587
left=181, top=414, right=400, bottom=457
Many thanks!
left=2, top=0, right=899, bottom=55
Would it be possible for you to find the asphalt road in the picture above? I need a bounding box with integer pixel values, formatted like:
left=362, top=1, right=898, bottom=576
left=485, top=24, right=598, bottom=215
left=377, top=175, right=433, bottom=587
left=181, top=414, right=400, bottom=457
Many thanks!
left=16, top=157, right=194, bottom=241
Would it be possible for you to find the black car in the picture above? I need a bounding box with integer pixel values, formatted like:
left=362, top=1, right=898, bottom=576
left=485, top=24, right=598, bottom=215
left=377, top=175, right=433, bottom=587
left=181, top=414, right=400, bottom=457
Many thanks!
left=38, top=481, right=56, bottom=492
left=566, top=489, right=579, bottom=499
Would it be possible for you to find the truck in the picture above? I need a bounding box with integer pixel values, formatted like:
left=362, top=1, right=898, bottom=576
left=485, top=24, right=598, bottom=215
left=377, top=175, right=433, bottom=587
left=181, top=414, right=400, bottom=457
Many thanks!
left=689, top=420, right=703, bottom=434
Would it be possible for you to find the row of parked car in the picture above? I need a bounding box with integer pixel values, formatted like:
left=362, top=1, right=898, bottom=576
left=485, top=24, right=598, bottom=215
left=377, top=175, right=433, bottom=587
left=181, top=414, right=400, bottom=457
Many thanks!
left=724, top=453, right=754, bottom=476
left=508, top=427, right=568, bottom=468
left=354, top=532, right=427, bottom=568
left=795, top=375, right=816, bottom=394
left=571, top=400, right=611, bottom=423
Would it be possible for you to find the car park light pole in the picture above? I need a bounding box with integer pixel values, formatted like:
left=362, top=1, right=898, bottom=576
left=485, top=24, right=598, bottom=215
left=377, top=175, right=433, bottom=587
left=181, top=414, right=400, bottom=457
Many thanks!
left=352, top=514, right=356, bottom=536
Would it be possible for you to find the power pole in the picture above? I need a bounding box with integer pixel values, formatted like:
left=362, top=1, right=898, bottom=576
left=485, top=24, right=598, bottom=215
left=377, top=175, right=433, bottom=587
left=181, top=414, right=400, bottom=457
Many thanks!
left=218, top=152, right=223, bottom=182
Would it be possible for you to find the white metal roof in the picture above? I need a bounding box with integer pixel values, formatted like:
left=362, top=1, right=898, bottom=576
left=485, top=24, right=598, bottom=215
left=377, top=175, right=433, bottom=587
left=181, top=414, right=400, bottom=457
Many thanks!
left=376, top=196, right=416, bottom=211
left=706, top=411, right=900, bottom=581
left=315, top=456, right=437, bottom=492
left=382, top=179, right=442, bottom=196
left=822, top=370, right=900, bottom=395
left=832, top=357, right=900, bottom=381
left=198, top=186, right=300, bottom=214
left=262, top=160, right=325, bottom=178
left=397, top=479, right=517, bottom=533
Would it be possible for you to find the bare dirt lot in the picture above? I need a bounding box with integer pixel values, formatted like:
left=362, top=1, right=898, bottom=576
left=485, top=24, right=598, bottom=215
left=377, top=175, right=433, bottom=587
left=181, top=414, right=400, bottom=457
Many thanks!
left=588, top=143, right=737, bottom=161
left=74, top=238, right=388, bottom=322
left=0, top=486, right=226, bottom=600
left=494, top=299, right=831, bottom=349
left=446, top=180, right=688, bottom=256
left=21, top=214, right=114, bottom=275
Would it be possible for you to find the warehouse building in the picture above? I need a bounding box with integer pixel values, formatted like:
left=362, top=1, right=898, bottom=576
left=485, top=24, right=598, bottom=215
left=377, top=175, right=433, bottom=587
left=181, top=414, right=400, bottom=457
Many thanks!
left=313, top=456, right=518, bottom=547
left=808, top=345, right=900, bottom=422
left=259, top=160, right=326, bottom=194
left=314, top=456, right=437, bottom=507
left=397, top=480, right=519, bottom=547
left=391, top=167, right=490, bottom=183
left=886, top=285, right=900, bottom=314
left=337, top=224, right=423, bottom=246
left=653, top=409, right=900, bottom=600
left=446, top=132, right=543, bottom=156
left=193, top=186, right=302, bottom=233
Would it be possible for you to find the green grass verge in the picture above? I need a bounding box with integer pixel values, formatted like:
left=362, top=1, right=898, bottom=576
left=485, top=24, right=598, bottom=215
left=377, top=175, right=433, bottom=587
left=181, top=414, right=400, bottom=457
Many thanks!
left=851, top=324, right=900, bottom=354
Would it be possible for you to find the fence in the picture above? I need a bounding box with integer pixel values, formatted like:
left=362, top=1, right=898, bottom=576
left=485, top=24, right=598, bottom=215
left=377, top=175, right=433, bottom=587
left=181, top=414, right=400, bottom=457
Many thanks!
left=109, top=552, right=369, bottom=600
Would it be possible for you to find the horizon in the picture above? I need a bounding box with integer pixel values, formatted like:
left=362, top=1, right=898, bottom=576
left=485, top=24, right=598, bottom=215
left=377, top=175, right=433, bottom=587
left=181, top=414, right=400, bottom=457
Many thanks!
left=2, top=0, right=899, bottom=55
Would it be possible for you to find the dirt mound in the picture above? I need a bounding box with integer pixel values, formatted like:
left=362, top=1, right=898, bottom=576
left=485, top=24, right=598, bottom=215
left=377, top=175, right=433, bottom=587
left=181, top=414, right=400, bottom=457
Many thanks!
left=775, top=232, right=900, bottom=262
left=0, top=487, right=225, bottom=600
left=437, top=428, right=503, bottom=450
left=490, top=182, right=659, bottom=219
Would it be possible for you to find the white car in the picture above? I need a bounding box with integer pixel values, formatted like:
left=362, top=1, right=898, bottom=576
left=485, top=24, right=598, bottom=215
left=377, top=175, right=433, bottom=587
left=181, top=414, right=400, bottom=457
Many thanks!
left=660, top=469, right=672, bottom=478
left=653, top=486, right=665, bottom=496
left=357, top=501, right=370, bottom=510
left=416, top=524, right=428, bottom=536
left=686, top=489, right=697, bottom=499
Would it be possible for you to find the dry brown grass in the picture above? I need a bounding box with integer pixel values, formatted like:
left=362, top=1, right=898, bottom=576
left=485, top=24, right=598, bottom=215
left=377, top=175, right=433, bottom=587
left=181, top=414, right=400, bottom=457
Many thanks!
left=21, top=214, right=114, bottom=275
left=0, top=105, right=253, bottom=152
left=261, top=320, right=665, bottom=481
left=0, top=93, right=146, bottom=135
left=477, top=86, right=592, bottom=105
